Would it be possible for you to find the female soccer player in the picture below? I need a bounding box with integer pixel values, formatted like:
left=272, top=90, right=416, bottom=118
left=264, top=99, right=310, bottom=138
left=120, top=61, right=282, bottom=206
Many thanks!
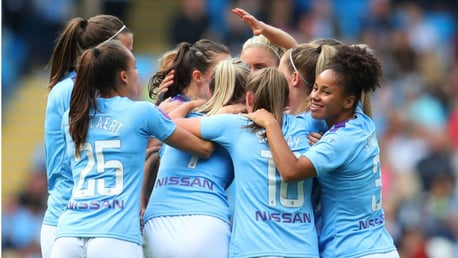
left=148, top=39, right=230, bottom=104
left=42, top=14, right=133, bottom=258
left=245, top=45, right=400, bottom=257
left=174, top=67, right=320, bottom=257
left=50, top=40, right=213, bottom=258
left=141, top=38, right=231, bottom=211
left=143, top=58, right=250, bottom=258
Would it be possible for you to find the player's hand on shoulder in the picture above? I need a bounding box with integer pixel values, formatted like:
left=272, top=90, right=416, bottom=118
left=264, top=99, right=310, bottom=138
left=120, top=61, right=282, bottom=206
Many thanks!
left=243, top=109, right=277, bottom=128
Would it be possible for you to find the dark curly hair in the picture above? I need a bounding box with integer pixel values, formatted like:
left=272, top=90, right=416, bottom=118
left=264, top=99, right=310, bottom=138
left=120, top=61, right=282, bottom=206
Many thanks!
left=325, top=45, right=383, bottom=106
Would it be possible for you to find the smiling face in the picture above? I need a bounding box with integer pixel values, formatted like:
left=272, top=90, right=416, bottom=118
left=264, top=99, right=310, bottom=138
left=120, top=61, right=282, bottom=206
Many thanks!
left=310, top=69, right=355, bottom=127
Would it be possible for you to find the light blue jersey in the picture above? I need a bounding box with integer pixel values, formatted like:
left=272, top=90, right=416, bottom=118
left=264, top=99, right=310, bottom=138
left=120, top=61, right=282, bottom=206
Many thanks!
left=57, top=97, right=176, bottom=245
left=201, top=114, right=319, bottom=258
left=43, top=72, right=76, bottom=226
left=296, top=111, right=328, bottom=135
left=296, top=111, right=328, bottom=237
left=303, top=110, right=397, bottom=257
left=144, top=112, right=234, bottom=224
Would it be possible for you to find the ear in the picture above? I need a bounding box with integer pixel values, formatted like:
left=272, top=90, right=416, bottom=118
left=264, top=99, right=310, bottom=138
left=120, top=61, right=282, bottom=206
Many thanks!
left=291, top=72, right=301, bottom=87
left=343, top=95, right=356, bottom=109
left=120, top=70, right=128, bottom=84
left=192, top=70, right=202, bottom=83
left=246, top=91, right=254, bottom=110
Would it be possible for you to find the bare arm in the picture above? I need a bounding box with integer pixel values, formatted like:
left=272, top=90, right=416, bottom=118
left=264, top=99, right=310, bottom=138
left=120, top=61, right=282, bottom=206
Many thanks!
left=164, top=125, right=212, bottom=158
left=140, top=138, right=163, bottom=209
left=244, top=109, right=316, bottom=181
left=173, top=117, right=202, bottom=138
left=140, top=138, right=163, bottom=230
left=232, top=8, right=297, bottom=49
left=167, top=99, right=206, bottom=119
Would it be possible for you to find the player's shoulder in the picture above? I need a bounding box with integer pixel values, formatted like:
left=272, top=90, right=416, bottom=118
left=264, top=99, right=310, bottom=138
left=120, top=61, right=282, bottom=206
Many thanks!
left=48, top=76, right=75, bottom=99
left=123, top=99, right=156, bottom=111
left=323, top=115, right=375, bottom=149
left=205, top=113, right=246, bottom=123
left=282, top=114, right=309, bottom=135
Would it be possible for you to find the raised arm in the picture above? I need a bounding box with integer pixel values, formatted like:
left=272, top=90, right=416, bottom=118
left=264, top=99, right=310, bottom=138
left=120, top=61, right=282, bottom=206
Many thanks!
left=232, top=8, right=297, bottom=49
left=244, top=109, right=316, bottom=181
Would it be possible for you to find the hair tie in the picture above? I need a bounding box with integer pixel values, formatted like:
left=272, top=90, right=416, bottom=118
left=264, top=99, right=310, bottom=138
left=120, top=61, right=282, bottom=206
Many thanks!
left=191, top=47, right=203, bottom=57
left=316, top=45, right=322, bottom=54
left=93, top=47, right=100, bottom=58
left=81, top=19, right=88, bottom=29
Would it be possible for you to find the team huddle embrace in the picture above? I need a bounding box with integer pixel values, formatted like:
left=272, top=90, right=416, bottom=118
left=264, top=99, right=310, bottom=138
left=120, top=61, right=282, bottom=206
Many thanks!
left=41, top=8, right=399, bottom=258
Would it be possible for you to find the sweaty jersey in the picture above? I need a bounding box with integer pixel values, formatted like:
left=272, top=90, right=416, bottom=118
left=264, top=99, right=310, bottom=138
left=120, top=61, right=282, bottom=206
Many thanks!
left=43, top=72, right=76, bottom=226
left=201, top=114, right=319, bottom=258
left=144, top=112, right=234, bottom=224
left=303, top=109, right=397, bottom=257
left=57, top=97, right=176, bottom=245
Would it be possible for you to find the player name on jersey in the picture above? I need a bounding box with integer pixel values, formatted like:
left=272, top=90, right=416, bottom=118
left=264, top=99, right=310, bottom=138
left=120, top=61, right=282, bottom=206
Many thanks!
left=89, top=116, right=124, bottom=134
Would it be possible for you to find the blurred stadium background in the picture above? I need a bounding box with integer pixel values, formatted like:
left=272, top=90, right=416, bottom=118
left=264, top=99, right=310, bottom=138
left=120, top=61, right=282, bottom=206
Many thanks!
left=2, top=0, right=458, bottom=257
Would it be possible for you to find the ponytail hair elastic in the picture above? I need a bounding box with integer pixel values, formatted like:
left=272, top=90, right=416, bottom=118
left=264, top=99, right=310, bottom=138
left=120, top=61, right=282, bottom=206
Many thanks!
left=80, top=19, right=88, bottom=29
left=93, top=47, right=100, bottom=58
left=316, top=45, right=322, bottom=54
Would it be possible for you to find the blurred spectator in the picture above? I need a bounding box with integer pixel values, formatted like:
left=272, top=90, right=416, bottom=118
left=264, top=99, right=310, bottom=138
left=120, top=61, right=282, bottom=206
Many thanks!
left=2, top=145, right=47, bottom=258
left=396, top=141, right=458, bottom=255
left=293, top=0, right=339, bottom=43
left=416, top=133, right=454, bottom=192
left=220, top=0, right=267, bottom=56
left=396, top=227, right=428, bottom=258
left=101, top=0, right=133, bottom=24
left=169, top=0, right=211, bottom=45
left=2, top=0, right=76, bottom=107
left=330, top=0, right=369, bottom=40
left=426, top=236, right=456, bottom=258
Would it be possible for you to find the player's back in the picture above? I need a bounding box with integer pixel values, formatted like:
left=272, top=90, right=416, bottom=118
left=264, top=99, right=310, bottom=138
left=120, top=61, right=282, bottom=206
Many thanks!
left=201, top=113, right=319, bottom=258
left=43, top=73, right=76, bottom=226
left=145, top=113, right=234, bottom=224
left=58, top=96, right=176, bottom=245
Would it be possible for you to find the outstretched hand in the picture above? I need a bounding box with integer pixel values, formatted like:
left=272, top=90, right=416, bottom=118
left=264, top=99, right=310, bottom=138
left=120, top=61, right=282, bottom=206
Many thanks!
left=242, top=108, right=277, bottom=128
left=232, top=8, right=264, bottom=36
